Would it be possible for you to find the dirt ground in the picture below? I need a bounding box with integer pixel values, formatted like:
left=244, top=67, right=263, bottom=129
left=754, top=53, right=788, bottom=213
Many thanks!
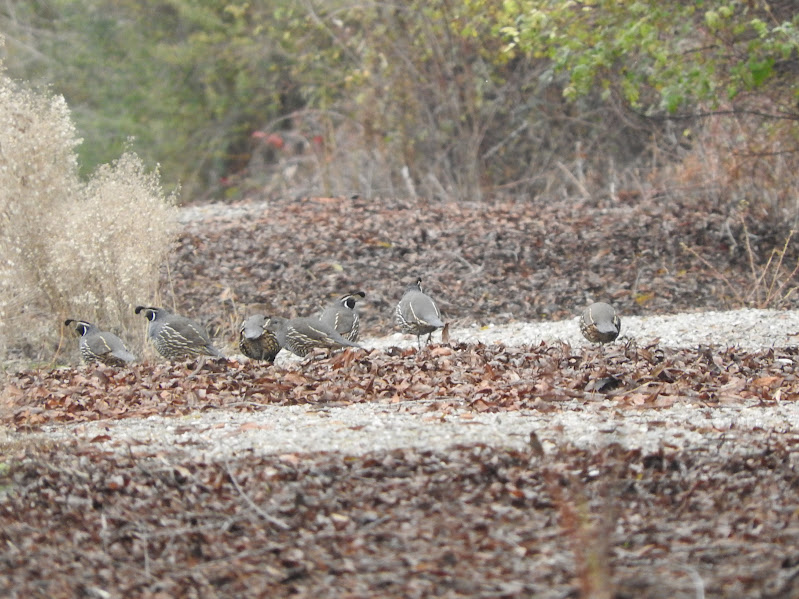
left=2, top=193, right=799, bottom=598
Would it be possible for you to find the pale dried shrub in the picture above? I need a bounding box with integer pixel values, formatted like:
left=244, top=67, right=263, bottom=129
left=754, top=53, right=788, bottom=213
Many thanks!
left=0, top=75, right=81, bottom=359
left=0, top=72, right=178, bottom=362
left=48, top=153, right=179, bottom=356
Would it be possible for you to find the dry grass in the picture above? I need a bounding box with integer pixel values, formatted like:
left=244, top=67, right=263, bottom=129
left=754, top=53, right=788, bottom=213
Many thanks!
left=657, top=104, right=799, bottom=309
left=0, top=73, right=178, bottom=363
left=682, top=211, right=799, bottom=309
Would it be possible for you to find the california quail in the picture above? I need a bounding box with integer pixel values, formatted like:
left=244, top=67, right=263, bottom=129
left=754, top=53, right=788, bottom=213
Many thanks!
left=134, top=305, right=224, bottom=360
left=395, top=278, right=445, bottom=348
left=266, top=316, right=361, bottom=357
left=64, top=319, right=137, bottom=366
left=319, top=291, right=365, bottom=342
left=580, top=302, right=621, bottom=344
left=239, top=314, right=281, bottom=362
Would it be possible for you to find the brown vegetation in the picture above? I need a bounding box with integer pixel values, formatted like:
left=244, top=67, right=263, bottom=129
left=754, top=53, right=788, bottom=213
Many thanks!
left=0, top=75, right=178, bottom=363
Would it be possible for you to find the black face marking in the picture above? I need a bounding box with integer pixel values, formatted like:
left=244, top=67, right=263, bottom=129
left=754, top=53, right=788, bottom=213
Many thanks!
left=344, top=297, right=356, bottom=310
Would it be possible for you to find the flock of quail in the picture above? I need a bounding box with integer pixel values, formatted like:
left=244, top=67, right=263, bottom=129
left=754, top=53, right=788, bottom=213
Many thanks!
left=65, top=279, right=620, bottom=368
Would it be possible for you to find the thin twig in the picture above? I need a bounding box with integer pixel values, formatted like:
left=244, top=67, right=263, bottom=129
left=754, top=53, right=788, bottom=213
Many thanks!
left=680, top=242, right=743, bottom=304
left=678, top=564, right=706, bottom=599
left=223, top=459, right=291, bottom=530
left=482, top=122, right=528, bottom=160
left=766, top=230, right=798, bottom=304
left=740, top=217, right=763, bottom=305
left=556, top=161, right=591, bottom=199
left=444, top=250, right=482, bottom=273
left=642, top=107, right=799, bottom=122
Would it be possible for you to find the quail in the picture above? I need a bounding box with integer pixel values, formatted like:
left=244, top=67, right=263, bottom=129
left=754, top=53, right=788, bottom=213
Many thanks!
left=266, top=316, right=361, bottom=357
left=395, top=278, right=445, bottom=348
left=319, top=291, right=365, bottom=342
left=64, top=319, right=137, bottom=366
left=239, top=314, right=281, bottom=362
left=580, top=302, right=621, bottom=344
left=135, top=305, right=224, bottom=360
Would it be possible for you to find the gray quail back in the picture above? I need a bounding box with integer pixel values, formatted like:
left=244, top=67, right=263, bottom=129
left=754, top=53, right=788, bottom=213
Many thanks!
left=135, top=306, right=224, bottom=360
left=580, top=302, right=621, bottom=344
left=266, top=316, right=361, bottom=357
left=239, top=314, right=281, bottom=362
left=319, top=291, right=365, bottom=342
left=64, top=319, right=136, bottom=366
left=395, top=278, right=444, bottom=348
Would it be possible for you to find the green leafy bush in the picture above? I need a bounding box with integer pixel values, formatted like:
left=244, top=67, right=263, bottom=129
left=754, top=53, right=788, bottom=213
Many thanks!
left=499, top=0, right=799, bottom=111
left=253, top=1, right=663, bottom=201
left=0, top=70, right=178, bottom=362
left=0, top=1, right=666, bottom=201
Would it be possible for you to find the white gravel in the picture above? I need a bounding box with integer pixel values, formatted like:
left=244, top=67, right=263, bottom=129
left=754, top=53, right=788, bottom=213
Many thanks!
left=366, top=308, right=799, bottom=352
left=40, top=397, right=799, bottom=462
left=9, top=308, right=799, bottom=461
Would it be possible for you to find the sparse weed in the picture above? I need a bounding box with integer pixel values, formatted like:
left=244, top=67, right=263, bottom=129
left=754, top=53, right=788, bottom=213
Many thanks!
left=682, top=212, right=799, bottom=309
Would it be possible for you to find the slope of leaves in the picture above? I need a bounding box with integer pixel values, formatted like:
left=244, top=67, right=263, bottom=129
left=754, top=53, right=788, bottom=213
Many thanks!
left=3, top=440, right=799, bottom=598
left=166, top=194, right=799, bottom=346
left=4, top=343, right=797, bottom=430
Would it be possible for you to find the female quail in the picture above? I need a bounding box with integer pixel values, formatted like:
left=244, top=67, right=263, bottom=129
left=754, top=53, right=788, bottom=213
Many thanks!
left=319, top=291, right=365, bottom=342
left=64, top=319, right=137, bottom=366
left=395, top=278, right=445, bottom=348
left=239, top=314, right=281, bottom=362
left=580, top=302, right=621, bottom=344
left=135, top=305, right=224, bottom=360
left=266, top=316, right=361, bottom=357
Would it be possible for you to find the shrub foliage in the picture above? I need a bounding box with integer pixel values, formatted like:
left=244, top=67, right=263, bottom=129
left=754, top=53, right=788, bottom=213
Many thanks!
left=3, top=1, right=799, bottom=210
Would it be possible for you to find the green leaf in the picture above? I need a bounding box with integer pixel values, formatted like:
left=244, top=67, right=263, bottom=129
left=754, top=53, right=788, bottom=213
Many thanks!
left=748, top=58, right=774, bottom=88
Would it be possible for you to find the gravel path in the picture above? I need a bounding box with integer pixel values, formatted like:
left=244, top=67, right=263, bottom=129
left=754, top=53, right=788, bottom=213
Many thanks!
left=368, top=307, right=799, bottom=352
left=12, top=308, right=799, bottom=461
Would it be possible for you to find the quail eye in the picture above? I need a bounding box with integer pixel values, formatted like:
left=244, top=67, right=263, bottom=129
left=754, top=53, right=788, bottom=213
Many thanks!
left=344, top=298, right=355, bottom=310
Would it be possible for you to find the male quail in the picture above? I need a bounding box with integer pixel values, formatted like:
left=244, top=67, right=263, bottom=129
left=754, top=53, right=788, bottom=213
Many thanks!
left=64, top=319, right=137, bottom=366
left=239, top=314, right=281, bottom=362
left=135, top=305, right=224, bottom=360
left=580, top=302, right=621, bottom=344
left=395, top=278, right=445, bottom=348
left=266, top=316, right=361, bottom=357
left=319, top=291, right=365, bottom=342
